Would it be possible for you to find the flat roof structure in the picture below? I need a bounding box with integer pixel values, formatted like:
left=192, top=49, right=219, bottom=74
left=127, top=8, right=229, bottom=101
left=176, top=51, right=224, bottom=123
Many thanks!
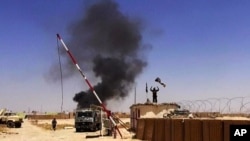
left=130, top=102, right=180, bottom=130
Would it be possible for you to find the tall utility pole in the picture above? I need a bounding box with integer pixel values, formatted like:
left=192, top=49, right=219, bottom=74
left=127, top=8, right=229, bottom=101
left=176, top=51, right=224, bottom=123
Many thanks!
left=134, top=86, right=136, bottom=104
left=146, top=82, right=148, bottom=101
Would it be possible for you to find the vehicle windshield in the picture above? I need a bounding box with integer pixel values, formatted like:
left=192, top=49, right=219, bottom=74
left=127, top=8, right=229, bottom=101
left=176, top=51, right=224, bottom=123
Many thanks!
left=4, top=113, right=16, bottom=116
left=77, top=111, right=93, bottom=117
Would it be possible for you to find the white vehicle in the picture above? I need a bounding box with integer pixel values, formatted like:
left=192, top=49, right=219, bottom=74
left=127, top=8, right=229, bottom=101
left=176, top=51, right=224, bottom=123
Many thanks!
left=0, top=109, right=23, bottom=128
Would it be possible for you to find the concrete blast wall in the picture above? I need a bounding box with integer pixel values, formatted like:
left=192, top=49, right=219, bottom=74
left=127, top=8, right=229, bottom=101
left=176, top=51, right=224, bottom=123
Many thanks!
left=136, top=118, right=250, bottom=141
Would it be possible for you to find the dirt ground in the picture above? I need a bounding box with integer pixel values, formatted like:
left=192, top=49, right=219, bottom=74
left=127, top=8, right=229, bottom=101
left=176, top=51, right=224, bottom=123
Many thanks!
left=0, top=119, right=141, bottom=141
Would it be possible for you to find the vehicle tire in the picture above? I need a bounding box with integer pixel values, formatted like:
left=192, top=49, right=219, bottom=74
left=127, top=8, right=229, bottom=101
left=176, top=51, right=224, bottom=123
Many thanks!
left=95, top=124, right=100, bottom=131
left=15, top=122, right=22, bottom=128
left=107, top=129, right=112, bottom=136
left=91, top=127, right=95, bottom=132
left=7, top=121, right=15, bottom=128
left=97, top=123, right=101, bottom=130
left=76, top=128, right=80, bottom=132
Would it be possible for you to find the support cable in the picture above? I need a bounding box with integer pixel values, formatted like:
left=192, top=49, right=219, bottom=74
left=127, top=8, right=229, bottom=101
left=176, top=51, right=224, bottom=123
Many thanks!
left=57, top=38, right=64, bottom=113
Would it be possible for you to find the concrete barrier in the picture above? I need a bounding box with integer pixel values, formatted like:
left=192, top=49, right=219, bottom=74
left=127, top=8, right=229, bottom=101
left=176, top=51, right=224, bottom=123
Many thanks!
left=188, top=119, right=202, bottom=141
left=136, top=119, right=145, bottom=139
left=164, top=119, right=172, bottom=141
left=153, top=119, right=165, bottom=141
left=171, top=119, right=184, bottom=141
left=136, top=118, right=250, bottom=141
left=144, top=119, right=155, bottom=141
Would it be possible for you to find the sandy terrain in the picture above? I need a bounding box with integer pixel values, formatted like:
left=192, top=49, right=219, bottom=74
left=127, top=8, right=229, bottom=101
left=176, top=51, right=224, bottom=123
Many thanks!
left=0, top=119, right=141, bottom=141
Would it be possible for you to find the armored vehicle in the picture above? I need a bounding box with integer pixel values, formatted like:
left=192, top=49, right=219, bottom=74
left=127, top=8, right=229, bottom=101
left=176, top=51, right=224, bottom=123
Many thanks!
left=163, top=108, right=191, bottom=118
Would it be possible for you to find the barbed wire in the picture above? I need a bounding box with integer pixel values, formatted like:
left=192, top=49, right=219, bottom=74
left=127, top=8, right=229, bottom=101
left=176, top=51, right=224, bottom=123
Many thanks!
left=177, top=96, right=250, bottom=114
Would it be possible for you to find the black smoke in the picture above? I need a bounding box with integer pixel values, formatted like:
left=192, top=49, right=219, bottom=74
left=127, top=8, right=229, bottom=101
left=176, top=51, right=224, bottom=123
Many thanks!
left=63, top=0, right=149, bottom=108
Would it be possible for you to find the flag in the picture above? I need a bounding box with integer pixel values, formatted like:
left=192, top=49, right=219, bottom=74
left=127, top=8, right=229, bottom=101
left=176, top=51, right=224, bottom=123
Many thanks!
left=146, top=83, right=148, bottom=93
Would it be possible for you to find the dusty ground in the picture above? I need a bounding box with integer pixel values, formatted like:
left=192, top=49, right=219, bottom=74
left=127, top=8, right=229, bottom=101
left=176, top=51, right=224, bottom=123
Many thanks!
left=0, top=119, right=141, bottom=141
left=0, top=125, right=8, bottom=133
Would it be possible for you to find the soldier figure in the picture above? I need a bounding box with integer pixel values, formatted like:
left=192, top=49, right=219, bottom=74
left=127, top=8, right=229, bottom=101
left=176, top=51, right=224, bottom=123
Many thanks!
left=150, top=86, right=159, bottom=103
left=52, top=118, right=57, bottom=131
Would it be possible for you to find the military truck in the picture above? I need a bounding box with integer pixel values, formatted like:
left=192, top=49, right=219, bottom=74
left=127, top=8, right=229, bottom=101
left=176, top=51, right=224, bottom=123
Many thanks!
left=74, top=108, right=102, bottom=132
left=0, top=109, right=23, bottom=128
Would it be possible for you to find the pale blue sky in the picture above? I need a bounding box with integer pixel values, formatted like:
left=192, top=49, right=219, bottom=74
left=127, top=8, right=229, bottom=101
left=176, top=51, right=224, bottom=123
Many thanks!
left=1, top=0, right=250, bottom=112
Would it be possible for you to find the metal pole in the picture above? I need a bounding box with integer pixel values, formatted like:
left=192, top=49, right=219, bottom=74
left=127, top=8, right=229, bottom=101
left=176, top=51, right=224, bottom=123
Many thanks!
left=134, top=86, right=136, bottom=104
left=146, top=82, right=148, bottom=102
left=56, top=34, right=122, bottom=138
left=100, top=109, right=103, bottom=137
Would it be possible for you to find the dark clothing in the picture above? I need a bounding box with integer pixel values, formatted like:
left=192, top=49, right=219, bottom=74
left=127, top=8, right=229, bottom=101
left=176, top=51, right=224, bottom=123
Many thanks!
left=150, top=87, right=159, bottom=103
left=153, top=94, right=157, bottom=103
left=52, top=118, right=57, bottom=131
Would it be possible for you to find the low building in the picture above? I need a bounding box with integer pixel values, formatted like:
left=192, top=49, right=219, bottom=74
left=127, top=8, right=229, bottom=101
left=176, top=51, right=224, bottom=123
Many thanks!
left=130, top=102, right=180, bottom=130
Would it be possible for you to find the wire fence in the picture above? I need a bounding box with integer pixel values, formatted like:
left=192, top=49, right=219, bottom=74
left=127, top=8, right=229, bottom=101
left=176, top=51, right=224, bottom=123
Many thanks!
left=177, top=96, right=250, bottom=114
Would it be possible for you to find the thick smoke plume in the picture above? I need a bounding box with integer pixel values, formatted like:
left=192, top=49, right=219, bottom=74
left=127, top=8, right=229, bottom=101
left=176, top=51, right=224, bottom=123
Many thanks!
left=64, top=0, right=148, bottom=108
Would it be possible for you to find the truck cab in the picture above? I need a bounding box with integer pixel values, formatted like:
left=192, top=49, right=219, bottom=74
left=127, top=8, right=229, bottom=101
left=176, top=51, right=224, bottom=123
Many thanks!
left=74, top=109, right=101, bottom=132
left=0, top=109, right=23, bottom=128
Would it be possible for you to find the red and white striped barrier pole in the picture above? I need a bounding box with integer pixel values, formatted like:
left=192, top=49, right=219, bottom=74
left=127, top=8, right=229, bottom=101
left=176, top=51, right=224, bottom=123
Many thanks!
left=56, top=34, right=122, bottom=138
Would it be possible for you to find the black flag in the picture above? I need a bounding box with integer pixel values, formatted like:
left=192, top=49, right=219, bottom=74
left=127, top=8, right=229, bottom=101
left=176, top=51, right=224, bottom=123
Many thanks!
left=155, top=77, right=166, bottom=87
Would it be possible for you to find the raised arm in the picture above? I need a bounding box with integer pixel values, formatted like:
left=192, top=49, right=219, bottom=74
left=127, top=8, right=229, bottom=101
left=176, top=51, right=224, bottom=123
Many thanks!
left=150, top=86, right=153, bottom=91
left=156, top=87, right=159, bottom=91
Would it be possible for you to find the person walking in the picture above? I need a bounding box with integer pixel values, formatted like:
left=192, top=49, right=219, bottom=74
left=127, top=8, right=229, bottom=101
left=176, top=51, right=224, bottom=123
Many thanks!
left=52, top=118, right=57, bottom=131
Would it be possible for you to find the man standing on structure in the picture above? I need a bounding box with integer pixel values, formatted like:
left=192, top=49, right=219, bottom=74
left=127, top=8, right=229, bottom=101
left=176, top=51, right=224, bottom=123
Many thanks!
left=150, top=86, right=159, bottom=103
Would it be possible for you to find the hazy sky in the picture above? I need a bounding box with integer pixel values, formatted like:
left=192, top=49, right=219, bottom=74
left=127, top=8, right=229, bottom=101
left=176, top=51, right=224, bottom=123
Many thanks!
left=1, top=0, right=250, bottom=113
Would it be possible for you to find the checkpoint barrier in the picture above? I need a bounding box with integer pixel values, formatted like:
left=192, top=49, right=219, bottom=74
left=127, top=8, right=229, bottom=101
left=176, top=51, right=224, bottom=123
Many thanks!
left=136, top=118, right=250, bottom=141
